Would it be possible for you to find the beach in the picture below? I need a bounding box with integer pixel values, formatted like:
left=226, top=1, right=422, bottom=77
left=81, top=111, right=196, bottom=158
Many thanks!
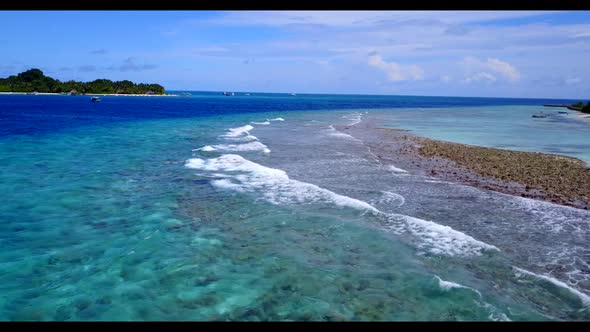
left=338, top=119, right=590, bottom=210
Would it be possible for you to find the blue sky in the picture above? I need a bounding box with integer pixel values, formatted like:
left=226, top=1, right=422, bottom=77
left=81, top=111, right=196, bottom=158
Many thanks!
left=1, top=10, right=589, bottom=99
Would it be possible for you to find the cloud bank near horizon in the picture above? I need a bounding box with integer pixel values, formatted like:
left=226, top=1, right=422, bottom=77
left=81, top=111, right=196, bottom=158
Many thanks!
left=0, top=10, right=588, bottom=99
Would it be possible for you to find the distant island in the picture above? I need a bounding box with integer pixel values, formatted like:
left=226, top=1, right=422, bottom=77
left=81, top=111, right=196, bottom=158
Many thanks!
left=571, top=101, right=590, bottom=113
left=544, top=101, right=590, bottom=114
left=0, top=69, right=166, bottom=95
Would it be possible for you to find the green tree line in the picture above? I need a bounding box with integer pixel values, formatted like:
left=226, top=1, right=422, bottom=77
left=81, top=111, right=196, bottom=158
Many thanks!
left=572, top=101, right=590, bottom=113
left=0, top=69, right=166, bottom=95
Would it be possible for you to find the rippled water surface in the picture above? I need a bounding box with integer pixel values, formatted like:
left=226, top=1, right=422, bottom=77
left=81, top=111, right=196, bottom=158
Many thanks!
left=1, top=93, right=589, bottom=320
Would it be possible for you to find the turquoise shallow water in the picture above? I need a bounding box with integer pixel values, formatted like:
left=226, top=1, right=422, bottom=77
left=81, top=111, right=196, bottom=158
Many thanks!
left=1, top=97, right=590, bottom=320
left=375, top=105, right=590, bottom=164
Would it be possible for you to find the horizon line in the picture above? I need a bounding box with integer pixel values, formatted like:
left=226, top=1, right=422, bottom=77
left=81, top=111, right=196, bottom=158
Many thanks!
left=165, top=89, right=585, bottom=102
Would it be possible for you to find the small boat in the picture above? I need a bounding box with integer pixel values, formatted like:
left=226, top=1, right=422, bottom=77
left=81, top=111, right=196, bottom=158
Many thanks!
left=91, top=97, right=101, bottom=102
left=532, top=112, right=546, bottom=118
left=290, top=93, right=297, bottom=96
left=222, top=92, right=234, bottom=96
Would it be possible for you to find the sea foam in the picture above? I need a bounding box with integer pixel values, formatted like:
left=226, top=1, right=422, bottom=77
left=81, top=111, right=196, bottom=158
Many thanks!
left=512, top=266, right=590, bottom=306
left=434, top=276, right=510, bottom=321
left=220, top=124, right=259, bottom=142
left=434, top=275, right=482, bottom=296
left=186, top=154, right=498, bottom=257
left=224, top=125, right=254, bottom=137
left=511, top=195, right=590, bottom=234
left=326, top=125, right=362, bottom=142
left=342, top=112, right=362, bottom=126
left=436, top=276, right=471, bottom=291
left=224, top=134, right=259, bottom=142
left=375, top=191, right=405, bottom=207
left=195, top=142, right=270, bottom=154
left=387, top=165, right=409, bottom=174
left=381, top=214, right=500, bottom=257
left=195, top=145, right=217, bottom=152
left=186, top=154, right=375, bottom=211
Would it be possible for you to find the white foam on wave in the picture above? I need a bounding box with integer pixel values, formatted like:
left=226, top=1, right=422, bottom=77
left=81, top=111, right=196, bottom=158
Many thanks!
left=195, top=142, right=271, bottom=154
left=251, top=121, right=270, bottom=125
left=186, top=154, right=375, bottom=211
left=512, top=266, right=590, bottom=306
left=220, top=124, right=259, bottom=142
left=269, top=117, right=285, bottom=122
left=224, top=134, right=259, bottom=142
left=423, top=179, right=453, bottom=184
left=194, top=145, right=217, bottom=152
left=382, top=214, right=500, bottom=257
left=434, top=276, right=510, bottom=321
left=326, top=125, right=362, bottom=142
left=186, top=154, right=498, bottom=257
left=511, top=195, right=590, bottom=234
left=375, top=191, right=405, bottom=207
left=210, top=179, right=246, bottom=191
left=434, top=275, right=482, bottom=295
left=438, top=277, right=468, bottom=291
left=224, top=125, right=254, bottom=137
left=479, top=302, right=512, bottom=321
left=342, top=112, right=362, bottom=126
left=387, top=165, right=409, bottom=174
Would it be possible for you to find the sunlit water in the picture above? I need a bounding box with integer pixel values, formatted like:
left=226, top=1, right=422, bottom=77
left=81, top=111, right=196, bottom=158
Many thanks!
left=1, top=93, right=589, bottom=321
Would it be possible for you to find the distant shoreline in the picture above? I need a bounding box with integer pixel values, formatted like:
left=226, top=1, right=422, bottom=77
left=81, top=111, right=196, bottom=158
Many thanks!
left=0, top=92, right=178, bottom=97
left=543, top=104, right=583, bottom=111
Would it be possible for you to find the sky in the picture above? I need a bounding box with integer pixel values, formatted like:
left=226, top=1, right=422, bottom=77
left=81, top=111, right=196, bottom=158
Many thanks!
left=0, top=10, right=589, bottom=99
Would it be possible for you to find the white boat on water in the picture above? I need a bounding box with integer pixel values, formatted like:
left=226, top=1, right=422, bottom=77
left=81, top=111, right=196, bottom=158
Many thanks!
left=91, top=97, right=101, bottom=102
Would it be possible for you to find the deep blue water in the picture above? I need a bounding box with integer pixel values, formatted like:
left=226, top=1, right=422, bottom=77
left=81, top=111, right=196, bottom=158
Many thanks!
left=0, top=92, right=581, bottom=137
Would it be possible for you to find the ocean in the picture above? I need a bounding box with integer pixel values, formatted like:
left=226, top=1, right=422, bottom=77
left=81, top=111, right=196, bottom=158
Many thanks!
left=1, top=92, right=589, bottom=321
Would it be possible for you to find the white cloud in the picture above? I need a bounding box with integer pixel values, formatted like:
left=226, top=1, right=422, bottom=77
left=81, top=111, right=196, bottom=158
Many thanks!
left=463, top=56, right=520, bottom=82
left=152, top=11, right=589, bottom=98
left=572, top=31, right=590, bottom=38
left=204, top=11, right=557, bottom=28
left=465, top=72, right=497, bottom=83
left=368, top=54, right=424, bottom=81
left=565, top=77, right=581, bottom=85
left=486, top=58, right=520, bottom=82
left=163, top=14, right=590, bottom=68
